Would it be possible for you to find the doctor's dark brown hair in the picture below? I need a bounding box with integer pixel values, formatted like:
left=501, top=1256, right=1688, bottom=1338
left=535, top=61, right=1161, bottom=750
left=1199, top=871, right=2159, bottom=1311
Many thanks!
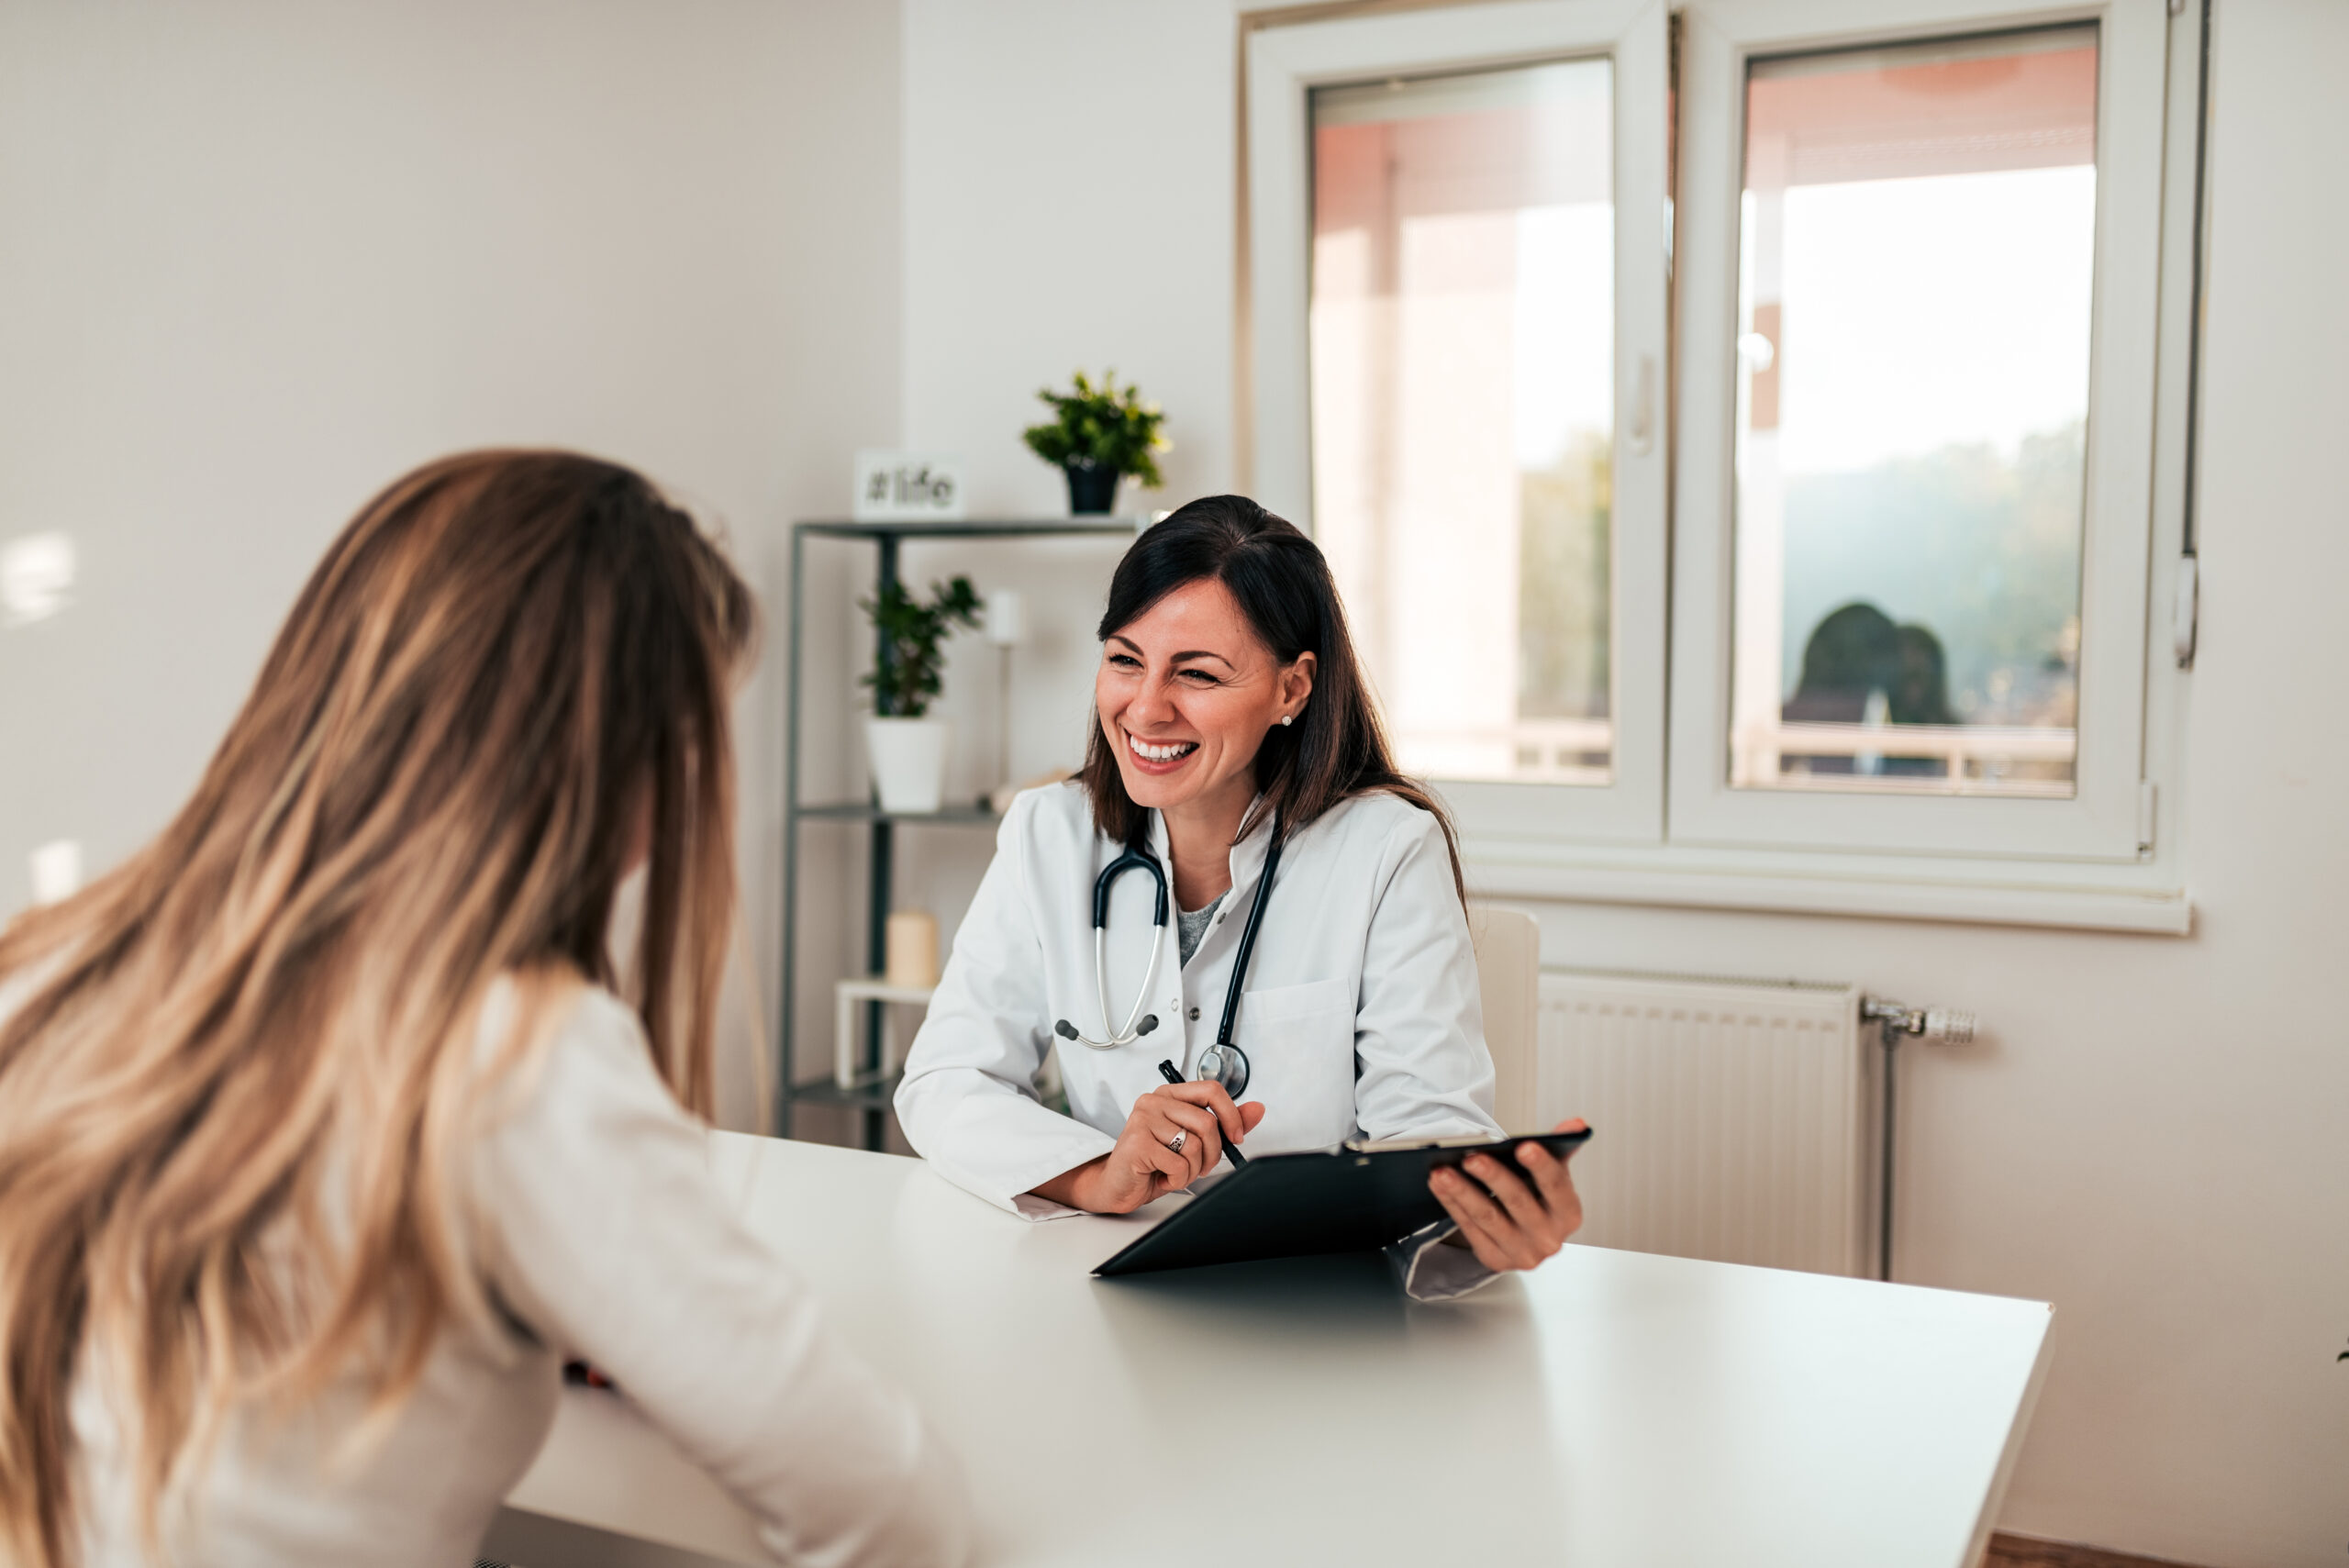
left=0, top=450, right=754, bottom=1568
left=1079, top=495, right=1464, bottom=902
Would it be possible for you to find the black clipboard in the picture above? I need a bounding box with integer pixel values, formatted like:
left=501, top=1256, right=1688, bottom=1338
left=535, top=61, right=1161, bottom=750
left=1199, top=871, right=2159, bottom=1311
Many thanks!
left=1090, top=1127, right=1593, bottom=1278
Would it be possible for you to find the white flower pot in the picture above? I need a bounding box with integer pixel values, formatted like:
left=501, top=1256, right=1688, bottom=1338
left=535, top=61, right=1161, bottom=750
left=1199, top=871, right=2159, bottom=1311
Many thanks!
left=865, top=716, right=951, bottom=814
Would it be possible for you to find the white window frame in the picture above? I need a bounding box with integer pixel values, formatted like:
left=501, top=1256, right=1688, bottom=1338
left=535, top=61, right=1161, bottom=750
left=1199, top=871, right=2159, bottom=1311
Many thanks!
left=1669, top=0, right=2167, bottom=863
left=1247, top=0, right=1674, bottom=845
left=1244, top=0, right=2200, bottom=933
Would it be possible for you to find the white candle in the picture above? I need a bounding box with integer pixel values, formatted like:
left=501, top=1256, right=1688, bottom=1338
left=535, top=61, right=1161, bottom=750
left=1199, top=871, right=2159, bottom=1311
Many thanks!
left=885, top=909, right=941, bottom=989
left=983, top=588, right=1027, bottom=647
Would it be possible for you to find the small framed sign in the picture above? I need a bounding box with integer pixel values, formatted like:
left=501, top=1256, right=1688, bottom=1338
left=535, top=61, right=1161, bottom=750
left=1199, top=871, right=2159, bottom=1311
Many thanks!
left=853, top=450, right=965, bottom=521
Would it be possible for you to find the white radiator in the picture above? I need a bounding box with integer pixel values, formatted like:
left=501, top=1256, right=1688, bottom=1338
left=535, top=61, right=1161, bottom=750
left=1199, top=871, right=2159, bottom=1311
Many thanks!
left=1534, top=970, right=1876, bottom=1278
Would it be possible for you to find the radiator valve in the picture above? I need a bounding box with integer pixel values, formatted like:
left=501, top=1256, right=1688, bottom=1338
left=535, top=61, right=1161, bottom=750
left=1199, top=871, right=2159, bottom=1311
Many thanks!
left=1861, top=997, right=1976, bottom=1045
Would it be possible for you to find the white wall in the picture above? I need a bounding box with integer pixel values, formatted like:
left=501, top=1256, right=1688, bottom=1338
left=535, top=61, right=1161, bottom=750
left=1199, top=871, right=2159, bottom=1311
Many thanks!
left=902, top=0, right=1238, bottom=515
left=884, top=1, right=2349, bottom=1562
left=0, top=0, right=907, bottom=1131
left=780, top=0, right=1253, bottom=1108
left=3, top=1, right=2340, bottom=1560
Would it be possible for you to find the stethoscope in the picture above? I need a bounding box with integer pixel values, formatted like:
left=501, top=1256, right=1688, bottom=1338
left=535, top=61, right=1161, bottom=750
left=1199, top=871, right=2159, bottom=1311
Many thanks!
left=1052, top=825, right=1286, bottom=1099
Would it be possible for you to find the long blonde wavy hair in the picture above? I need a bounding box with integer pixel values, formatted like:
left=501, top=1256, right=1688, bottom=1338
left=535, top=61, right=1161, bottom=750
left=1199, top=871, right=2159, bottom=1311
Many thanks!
left=0, top=450, right=755, bottom=1566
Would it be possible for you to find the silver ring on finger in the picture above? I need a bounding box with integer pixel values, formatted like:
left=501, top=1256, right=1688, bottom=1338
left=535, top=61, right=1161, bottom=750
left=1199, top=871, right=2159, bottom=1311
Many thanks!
left=1165, top=1129, right=1187, bottom=1154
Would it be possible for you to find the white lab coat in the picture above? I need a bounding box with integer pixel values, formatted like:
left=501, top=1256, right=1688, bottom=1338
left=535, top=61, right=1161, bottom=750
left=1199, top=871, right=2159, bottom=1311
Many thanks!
left=894, top=781, right=1503, bottom=1298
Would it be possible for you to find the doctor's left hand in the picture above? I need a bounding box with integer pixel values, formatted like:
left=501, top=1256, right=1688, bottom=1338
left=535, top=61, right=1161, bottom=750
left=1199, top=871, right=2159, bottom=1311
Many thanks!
left=1030, top=1082, right=1267, bottom=1214
left=1427, top=1118, right=1588, bottom=1274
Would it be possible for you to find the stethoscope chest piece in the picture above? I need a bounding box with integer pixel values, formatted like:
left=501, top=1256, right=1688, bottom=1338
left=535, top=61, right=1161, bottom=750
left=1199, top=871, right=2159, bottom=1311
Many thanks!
left=1195, top=1040, right=1250, bottom=1099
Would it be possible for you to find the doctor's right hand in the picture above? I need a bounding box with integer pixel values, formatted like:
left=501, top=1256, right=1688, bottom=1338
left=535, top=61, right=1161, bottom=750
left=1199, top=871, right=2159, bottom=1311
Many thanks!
left=1031, top=1082, right=1267, bottom=1214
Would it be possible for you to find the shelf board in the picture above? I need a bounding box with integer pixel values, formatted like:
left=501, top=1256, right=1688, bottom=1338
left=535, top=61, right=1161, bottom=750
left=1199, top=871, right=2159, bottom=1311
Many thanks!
left=834, top=978, right=938, bottom=1005
left=794, top=801, right=1000, bottom=825
left=782, top=1075, right=903, bottom=1109
left=796, top=517, right=1148, bottom=540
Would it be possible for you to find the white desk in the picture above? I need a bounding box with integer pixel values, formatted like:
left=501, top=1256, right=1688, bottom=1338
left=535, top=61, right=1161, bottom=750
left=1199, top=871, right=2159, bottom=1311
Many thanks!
left=488, top=1135, right=2051, bottom=1568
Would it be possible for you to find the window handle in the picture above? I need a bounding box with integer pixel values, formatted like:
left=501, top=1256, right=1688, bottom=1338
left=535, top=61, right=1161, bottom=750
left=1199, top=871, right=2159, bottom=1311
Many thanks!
left=1629, top=355, right=1656, bottom=456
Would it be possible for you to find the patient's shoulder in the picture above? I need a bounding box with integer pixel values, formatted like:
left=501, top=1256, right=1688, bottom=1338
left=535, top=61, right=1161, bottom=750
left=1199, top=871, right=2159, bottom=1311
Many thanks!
left=470, top=971, right=662, bottom=1128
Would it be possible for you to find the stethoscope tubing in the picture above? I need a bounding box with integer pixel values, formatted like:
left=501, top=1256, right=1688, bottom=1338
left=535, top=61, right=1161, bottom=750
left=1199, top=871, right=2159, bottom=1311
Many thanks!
left=1063, top=842, right=1171, bottom=1050
left=1088, top=921, right=1163, bottom=1048
left=1213, top=832, right=1282, bottom=1052
left=1058, top=822, right=1284, bottom=1101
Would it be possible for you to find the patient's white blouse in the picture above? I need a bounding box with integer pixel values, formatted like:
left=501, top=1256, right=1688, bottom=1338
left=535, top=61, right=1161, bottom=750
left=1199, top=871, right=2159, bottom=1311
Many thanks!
left=49, top=981, right=971, bottom=1568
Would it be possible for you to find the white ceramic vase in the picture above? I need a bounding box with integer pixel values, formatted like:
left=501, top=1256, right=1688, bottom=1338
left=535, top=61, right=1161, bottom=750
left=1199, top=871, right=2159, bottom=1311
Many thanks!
left=864, top=716, right=951, bottom=814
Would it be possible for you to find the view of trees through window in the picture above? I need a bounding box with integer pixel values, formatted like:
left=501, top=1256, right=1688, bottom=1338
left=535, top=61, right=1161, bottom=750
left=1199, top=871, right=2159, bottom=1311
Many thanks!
left=1519, top=432, right=1611, bottom=764
left=1781, top=421, right=2083, bottom=734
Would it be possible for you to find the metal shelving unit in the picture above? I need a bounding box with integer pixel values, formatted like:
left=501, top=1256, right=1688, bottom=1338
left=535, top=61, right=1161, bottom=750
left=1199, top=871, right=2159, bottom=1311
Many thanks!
left=778, top=517, right=1144, bottom=1149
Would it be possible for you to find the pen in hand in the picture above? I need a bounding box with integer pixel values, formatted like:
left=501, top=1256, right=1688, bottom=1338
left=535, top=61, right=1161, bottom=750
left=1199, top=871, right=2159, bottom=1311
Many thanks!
left=1157, top=1060, right=1247, bottom=1166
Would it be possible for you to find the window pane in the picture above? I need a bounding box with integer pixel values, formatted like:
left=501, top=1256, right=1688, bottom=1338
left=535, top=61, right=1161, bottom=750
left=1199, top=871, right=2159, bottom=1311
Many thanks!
left=1310, top=59, right=1615, bottom=785
left=1731, top=28, right=2097, bottom=797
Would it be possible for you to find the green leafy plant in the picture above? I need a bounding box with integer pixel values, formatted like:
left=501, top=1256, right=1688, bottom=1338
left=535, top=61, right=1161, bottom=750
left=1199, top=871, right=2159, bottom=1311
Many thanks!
left=1021, top=369, right=1170, bottom=487
left=860, top=576, right=982, bottom=717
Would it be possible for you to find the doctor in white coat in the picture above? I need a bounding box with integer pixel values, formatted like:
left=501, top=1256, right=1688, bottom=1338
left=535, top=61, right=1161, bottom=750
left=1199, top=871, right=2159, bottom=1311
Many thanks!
left=895, top=495, right=1585, bottom=1299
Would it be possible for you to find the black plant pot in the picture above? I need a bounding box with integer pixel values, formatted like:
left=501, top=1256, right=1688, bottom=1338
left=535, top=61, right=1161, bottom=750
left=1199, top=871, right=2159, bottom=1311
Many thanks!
left=1063, top=461, right=1122, bottom=515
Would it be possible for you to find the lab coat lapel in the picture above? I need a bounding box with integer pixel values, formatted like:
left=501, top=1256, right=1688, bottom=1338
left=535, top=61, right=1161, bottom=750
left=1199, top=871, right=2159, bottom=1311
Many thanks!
left=1144, top=802, right=1275, bottom=921
left=1223, top=805, right=1275, bottom=907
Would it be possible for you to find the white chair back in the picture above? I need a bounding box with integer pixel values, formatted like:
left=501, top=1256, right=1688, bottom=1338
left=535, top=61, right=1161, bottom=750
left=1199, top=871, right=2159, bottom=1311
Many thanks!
left=1467, top=904, right=1541, bottom=1134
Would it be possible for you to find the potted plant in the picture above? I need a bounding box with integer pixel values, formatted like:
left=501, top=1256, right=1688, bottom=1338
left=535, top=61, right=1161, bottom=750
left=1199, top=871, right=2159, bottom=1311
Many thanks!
left=861, top=575, right=982, bottom=814
left=1021, top=370, right=1170, bottom=515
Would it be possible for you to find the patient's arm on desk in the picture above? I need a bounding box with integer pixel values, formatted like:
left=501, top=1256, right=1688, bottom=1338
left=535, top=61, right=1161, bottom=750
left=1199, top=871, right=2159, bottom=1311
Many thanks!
left=473, top=987, right=973, bottom=1568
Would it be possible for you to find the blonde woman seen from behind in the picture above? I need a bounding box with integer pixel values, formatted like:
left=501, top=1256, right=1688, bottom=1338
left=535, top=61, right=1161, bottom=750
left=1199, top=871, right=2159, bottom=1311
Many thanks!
left=0, top=453, right=970, bottom=1568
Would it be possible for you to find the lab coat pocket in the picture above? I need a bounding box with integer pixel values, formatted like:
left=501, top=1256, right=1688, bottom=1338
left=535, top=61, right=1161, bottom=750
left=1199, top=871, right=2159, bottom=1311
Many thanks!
left=1234, top=976, right=1356, bottom=1151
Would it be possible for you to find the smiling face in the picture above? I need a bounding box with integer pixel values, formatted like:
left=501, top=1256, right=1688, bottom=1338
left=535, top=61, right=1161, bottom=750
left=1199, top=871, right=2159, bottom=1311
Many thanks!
left=1095, top=577, right=1315, bottom=820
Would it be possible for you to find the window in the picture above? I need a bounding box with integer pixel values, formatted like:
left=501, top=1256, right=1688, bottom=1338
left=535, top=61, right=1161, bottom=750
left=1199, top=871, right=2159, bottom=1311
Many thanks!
left=1732, top=28, right=2098, bottom=800
left=1250, top=0, right=1671, bottom=844
left=1671, top=0, right=2174, bottom=866
left=1309, top=59, right=1619, bottom=787
left=1249, top=0, right=2195, bottom=929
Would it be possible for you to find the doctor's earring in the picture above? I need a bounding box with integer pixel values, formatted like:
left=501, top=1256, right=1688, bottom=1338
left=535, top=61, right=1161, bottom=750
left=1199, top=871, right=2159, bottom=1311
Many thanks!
left=1279, top=713, right=1295, bottom=727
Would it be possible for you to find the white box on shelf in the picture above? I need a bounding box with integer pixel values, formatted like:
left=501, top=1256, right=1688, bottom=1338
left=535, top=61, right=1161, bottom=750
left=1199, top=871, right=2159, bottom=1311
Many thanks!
left=852, top=450, right=964, bottom=521
left=833, top=978, right=937, bottom=1090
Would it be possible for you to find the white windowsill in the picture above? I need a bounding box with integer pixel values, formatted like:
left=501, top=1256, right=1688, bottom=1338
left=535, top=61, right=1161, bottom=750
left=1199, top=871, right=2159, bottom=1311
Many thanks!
left=1462, top=836, right=2191, bottom=935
